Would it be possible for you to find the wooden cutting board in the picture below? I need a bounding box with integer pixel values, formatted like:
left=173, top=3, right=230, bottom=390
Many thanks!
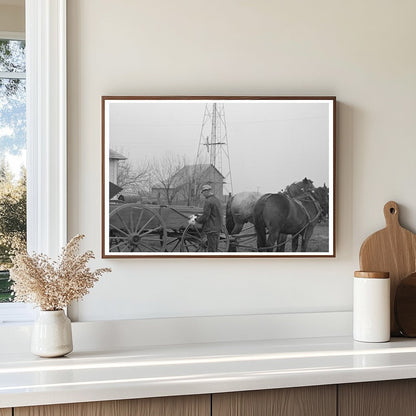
left=359, top=201, right=416, bottom=335
left=395, top=272, right=416, bottom=337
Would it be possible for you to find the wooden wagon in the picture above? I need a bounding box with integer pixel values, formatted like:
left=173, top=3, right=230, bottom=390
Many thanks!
left=109, top=201, right=230, bottom=253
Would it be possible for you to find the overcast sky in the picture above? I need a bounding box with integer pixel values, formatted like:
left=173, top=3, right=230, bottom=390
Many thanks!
left=108, top=99, right=332, bottom=194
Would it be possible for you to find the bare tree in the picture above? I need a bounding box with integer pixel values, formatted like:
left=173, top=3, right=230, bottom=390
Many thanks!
left=150, top=154, right=185, bottom=205
left=117, top=159, right=151, bottom=195
left=175, top=164, right=206, bottom=206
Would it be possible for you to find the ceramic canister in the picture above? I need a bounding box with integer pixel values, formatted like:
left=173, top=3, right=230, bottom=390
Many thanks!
left=353, top=271, right=390, bottom=343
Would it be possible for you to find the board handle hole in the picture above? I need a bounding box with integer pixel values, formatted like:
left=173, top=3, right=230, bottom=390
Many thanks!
left=390, top=207, right=396, bottom=214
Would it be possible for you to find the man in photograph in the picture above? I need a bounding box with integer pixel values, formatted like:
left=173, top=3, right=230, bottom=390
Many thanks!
left=189, top=184, right=223, bottom=252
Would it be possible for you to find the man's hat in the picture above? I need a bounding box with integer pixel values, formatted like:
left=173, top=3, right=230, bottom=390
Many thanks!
left=201, top=184, right=212, bottom=192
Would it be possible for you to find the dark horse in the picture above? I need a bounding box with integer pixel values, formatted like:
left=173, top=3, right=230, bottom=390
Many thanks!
left=253, top=186, right=329, bottom=252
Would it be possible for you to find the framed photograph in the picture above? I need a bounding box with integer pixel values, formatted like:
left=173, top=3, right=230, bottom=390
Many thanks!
left=102, top=96, right=335, bottom=258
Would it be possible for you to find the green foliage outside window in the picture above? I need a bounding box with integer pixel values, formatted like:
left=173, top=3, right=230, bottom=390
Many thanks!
left=0, top=163, right=26, bottom=302
left=0, top=38, right=27, bottom=302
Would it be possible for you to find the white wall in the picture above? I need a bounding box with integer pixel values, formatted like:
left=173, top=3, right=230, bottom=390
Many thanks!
left=67, top=0, right=416, bottom=322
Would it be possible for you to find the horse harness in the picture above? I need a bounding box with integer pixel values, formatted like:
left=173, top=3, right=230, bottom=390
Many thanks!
left=292, top=192, right=322, bottom=226
left=261, top=192, right=322, bottom=228
left=261, top=192, right=322, bottom=250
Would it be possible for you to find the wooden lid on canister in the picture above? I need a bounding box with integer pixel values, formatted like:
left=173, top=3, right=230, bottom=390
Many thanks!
left=354, top=271, right=389, bottom=279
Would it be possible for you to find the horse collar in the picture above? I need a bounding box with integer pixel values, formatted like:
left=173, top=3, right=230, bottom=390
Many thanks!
left=309, top=192, right=323, bottom=217
left=294, top=193, right=322, bottom=223
left=293, top=198, right=312, bottom=222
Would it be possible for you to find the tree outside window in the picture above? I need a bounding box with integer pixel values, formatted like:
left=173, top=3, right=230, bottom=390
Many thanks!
left=0, top=38, right=27, bottom=302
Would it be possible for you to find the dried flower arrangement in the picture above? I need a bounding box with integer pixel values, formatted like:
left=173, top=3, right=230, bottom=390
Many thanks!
left=10, top=234, right=111, bottom=311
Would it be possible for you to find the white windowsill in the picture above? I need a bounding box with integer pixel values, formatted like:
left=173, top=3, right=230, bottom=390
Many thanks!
left=1, top=311, right=352, bottom=351
left=0, top=303, right=36, bottom=325
left=0, top=31, right=25, bottom=40
left=1, top=332, right=416, bottom=409
left=0, top=311, right=355, bottom=407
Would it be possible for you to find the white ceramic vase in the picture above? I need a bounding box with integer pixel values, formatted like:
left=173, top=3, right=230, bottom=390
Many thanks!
left=31, top=310, right=73, bottom=357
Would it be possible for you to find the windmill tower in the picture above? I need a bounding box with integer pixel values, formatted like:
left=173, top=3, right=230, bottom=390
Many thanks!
left=195, top=103, right=233, bottom=198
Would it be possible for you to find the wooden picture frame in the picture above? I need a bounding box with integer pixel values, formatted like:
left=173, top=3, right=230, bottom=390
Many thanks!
left=102, top=96, right=336, bottom=258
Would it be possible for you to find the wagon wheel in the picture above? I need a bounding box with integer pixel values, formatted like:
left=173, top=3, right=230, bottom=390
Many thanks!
left=109, top=204, right=167, bottom=252
left=180, top=224, right=229, bottom=253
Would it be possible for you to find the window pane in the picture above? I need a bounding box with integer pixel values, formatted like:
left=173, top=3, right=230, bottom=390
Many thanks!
left=0, top=40, right=26, bottom=304
left=0, top=270, right=12, bottom=302
left=0, top=39, right=26, bottom=73
left=0, top=78, right=26, bottom=153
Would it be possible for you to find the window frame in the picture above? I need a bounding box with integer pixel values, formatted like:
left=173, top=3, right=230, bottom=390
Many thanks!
left=0, top=0, right=67, bottom=323
left=0, top=31, right=24, bottom=41
left=26, top=0, right=67, bottom=257
left=0, top=31, right=28, bottom=320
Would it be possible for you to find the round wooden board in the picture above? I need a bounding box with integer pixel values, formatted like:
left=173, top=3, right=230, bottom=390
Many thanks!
left=395, top=272, right=416, bottom=337
left=359, top=201, right=416, bottom=335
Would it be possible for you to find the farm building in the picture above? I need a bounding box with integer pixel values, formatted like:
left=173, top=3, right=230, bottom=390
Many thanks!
left=151, top=164, right=225, bottom=206
left=109, top=149, right=127, bottom=185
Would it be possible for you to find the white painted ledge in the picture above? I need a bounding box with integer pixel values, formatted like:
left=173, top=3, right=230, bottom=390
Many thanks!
left=0, top=303, right=36, bottom=324
left=0, top=311, right=352, bottom=352
left=0, top=311, right=357, bottom=407
left=2, top=336, right=416, bottom=408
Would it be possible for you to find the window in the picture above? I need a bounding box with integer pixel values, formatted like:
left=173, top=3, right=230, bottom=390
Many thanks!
left=0, top=35, right=27, bottom=307
left=0, top=0, right=67, bottom=324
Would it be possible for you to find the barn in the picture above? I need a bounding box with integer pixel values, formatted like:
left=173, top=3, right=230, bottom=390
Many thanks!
left=151, top=163, right=225, bottom=206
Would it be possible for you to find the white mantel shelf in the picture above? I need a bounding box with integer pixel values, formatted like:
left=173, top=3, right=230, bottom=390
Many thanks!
left=2, top=336, right=416, bottom=408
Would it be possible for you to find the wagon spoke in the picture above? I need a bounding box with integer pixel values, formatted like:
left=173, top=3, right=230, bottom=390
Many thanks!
left=193, top=228, right=203, bottom=238
left=184, top=236, right=200, bottom=244
left=189, top=244, right=203, bottom=252
left=115, top=212, right=131, bottom=233
left=179, top=223, right=206, bottom=252
left=166, top=238, right=181, bottom=252
left=183, top=243, right=193, bottom=252
left=110, top=241, right=130, bottom=252
left=140, top=236, right=165, bottom=242
left=129, top=210, right=135, bottom=232
left=110, top=204, right=167, bottom=253
left=109, top=224, right=129, bottom=237
left=139, top=226, right=163, bottom=237
left=183, top=237, right=203, bottom=252
left=137, top=215, right=157, bottom=235
left=122, top=242, right=133, bottom=252
left=133, top=208, right=145, bottom=234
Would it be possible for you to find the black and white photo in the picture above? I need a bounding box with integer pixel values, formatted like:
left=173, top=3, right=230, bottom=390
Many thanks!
left=102, top=97, right=335, bottom=257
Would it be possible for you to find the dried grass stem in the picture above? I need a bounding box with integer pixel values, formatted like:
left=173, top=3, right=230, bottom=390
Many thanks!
left=10, top=234, right=111, bottom=310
